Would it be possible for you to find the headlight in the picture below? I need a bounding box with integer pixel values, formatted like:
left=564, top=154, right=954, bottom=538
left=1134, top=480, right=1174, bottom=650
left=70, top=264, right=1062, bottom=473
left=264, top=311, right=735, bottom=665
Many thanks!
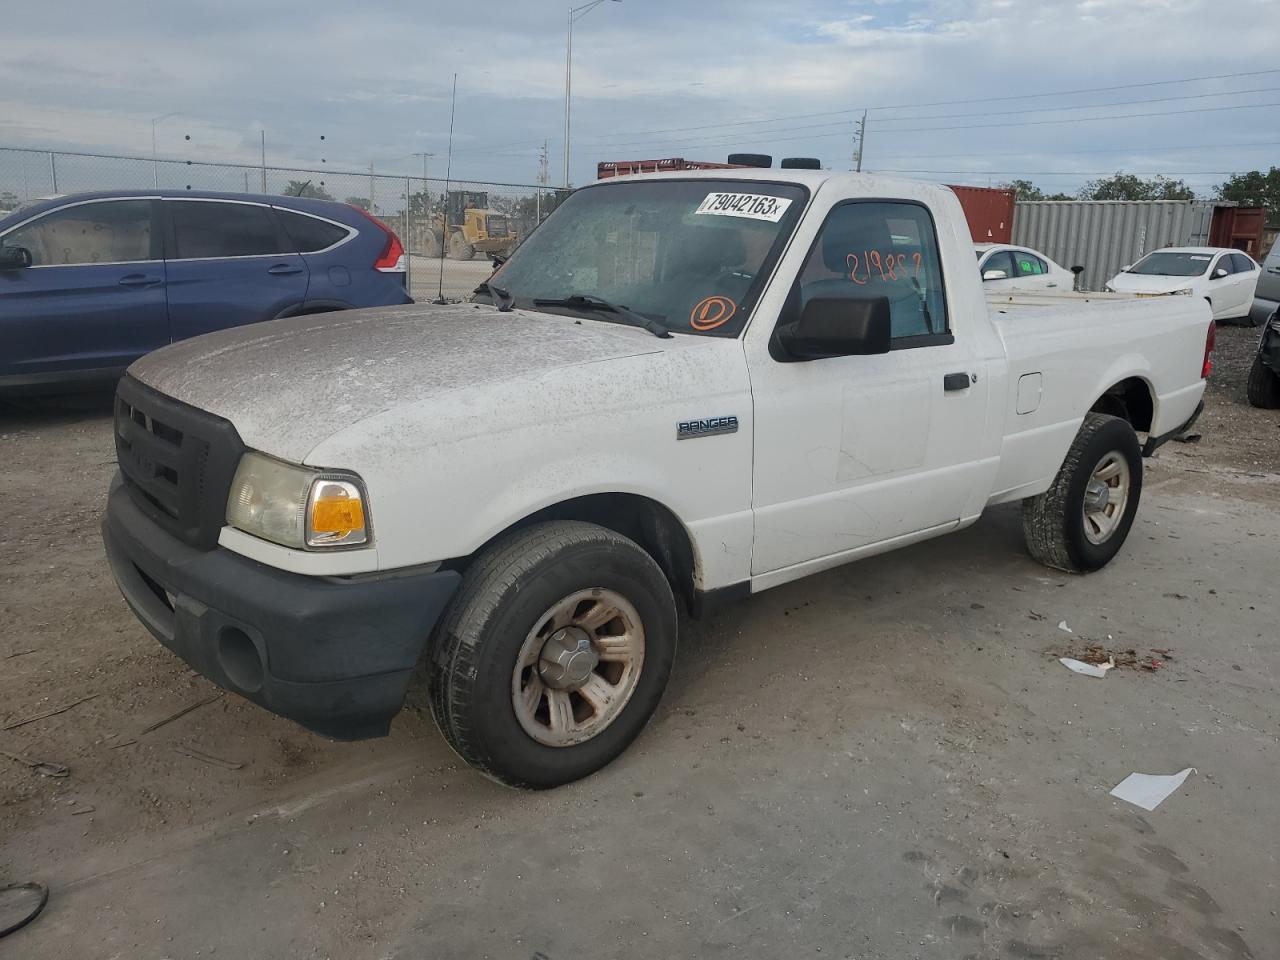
left=1174, top=288, right=1193, bottom=296
left=1104, top=284, right=1116, bottom=292
left=226, top=452, right=370, bottom=549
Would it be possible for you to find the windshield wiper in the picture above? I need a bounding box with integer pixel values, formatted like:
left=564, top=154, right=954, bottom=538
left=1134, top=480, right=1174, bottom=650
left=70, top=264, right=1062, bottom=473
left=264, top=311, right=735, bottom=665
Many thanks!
left=532, top=293, right=672, bottom=339
left=473, top=281, right=514, bottom=312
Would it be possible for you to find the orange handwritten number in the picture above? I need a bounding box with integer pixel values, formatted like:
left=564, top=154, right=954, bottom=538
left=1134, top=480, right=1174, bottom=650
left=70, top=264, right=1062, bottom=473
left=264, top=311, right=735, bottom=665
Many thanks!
left=845, top=253, right=867, bottom=284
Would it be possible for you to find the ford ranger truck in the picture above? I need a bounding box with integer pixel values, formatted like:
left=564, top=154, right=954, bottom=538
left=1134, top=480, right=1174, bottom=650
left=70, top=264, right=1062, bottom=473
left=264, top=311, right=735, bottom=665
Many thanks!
left=102, top=170, right=1212, bottom=788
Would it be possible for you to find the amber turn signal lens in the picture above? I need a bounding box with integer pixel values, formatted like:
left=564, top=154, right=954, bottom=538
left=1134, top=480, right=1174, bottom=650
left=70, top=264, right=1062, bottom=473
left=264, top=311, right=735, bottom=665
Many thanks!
left=312, top=494, right=365, bottom=534
left=306, top=480, right=369, bottom=547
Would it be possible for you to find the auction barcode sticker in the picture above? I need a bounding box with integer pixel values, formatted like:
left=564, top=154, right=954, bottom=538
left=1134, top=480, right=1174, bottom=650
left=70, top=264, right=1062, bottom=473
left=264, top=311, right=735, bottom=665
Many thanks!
left=694, top=192, right=792, bottom=222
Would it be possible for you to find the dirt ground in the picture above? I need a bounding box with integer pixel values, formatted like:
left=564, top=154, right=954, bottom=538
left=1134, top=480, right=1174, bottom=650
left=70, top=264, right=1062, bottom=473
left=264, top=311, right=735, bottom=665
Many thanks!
left=1, top=325, right=1277, bottom=959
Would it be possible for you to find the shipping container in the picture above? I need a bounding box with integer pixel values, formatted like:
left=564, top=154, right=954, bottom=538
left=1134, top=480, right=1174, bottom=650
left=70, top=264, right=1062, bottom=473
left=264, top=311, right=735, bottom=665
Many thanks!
left=1013, top=200, right=1224, bottom=292
left=949, top=186, right=1016, bottom=244
left=1208, top=206, right=1266, bottom=256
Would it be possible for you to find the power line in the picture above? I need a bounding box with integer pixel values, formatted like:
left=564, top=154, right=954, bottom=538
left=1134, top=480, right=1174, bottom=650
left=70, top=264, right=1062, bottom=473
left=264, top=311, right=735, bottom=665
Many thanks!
left=451, top=67, right=1280, bottom=156
left=868, top=141, right=1280, bottom=162
left=569, top=100, right=1280, bottom=157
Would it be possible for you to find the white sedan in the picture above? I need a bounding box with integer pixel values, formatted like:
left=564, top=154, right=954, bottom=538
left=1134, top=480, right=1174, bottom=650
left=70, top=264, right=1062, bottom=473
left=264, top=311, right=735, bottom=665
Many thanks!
left=976, top=243, right=1078, bottom=292
left=1106, top=247, right=1260, bottom=322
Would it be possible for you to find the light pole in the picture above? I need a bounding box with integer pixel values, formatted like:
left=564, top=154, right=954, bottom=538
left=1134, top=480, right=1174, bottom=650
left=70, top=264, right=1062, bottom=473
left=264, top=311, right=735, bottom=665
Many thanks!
left=150, top=112, right=181, bottom=188
left=563, top=0, right=620, bottom=188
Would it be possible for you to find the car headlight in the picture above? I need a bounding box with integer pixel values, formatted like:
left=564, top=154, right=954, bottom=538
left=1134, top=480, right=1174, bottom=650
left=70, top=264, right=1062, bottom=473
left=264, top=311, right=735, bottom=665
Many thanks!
left=1104, top=284, right=1116, bottom=293
left=1175, top=288, right=1193, bottom=296
left=225, top=451, right=370, bottom=549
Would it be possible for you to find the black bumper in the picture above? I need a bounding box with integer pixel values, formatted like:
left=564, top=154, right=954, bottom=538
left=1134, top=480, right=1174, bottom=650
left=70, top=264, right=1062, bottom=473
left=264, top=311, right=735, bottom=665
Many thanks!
left=102, top=475, right=461, bottom=740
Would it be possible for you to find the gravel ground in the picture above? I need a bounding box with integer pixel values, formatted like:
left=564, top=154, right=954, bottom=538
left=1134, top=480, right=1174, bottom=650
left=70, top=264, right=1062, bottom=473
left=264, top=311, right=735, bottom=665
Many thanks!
left=1, top=324, right=1276, bottom=958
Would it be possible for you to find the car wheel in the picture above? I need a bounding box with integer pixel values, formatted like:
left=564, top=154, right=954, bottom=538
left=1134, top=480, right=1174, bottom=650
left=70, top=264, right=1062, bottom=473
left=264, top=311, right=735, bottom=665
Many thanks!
left=428, top=521, right=678, bottom=789
left=1247, top=354, right=1280, bottom=408
left=1021, top=413, right=1143, bottom=573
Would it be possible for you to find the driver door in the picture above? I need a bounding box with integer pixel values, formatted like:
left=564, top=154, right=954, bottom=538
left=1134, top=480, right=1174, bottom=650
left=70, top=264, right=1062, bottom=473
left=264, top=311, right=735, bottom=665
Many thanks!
left=748, top=200, right=992, bottom=577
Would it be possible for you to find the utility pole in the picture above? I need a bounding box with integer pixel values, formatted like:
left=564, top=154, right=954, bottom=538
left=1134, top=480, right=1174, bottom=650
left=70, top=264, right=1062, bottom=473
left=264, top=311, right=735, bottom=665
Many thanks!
left=537, top=140, right=549, bottom=221
left=853, top=110, right=868, bottom=172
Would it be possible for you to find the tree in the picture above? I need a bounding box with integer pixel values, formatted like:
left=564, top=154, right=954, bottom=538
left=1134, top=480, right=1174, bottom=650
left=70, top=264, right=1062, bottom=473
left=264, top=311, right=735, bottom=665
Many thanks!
left=1002, top=179, right=1072, bottom=202
left=344, top=196, right=372, bottom=211
left=1216, top=167, right=1280, bottom=222
left=1078, top=172, right=1195, bottom=201
left=282, top=179, right=335, bottom=201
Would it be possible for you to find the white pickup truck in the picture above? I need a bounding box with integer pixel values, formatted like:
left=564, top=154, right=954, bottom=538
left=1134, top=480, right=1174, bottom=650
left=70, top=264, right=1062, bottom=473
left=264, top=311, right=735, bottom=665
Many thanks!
left=102, top=169, right=1213, bottom=788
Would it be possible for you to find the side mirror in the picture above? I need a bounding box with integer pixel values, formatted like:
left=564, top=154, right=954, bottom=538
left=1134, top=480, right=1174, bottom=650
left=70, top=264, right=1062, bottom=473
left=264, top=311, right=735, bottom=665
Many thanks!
left=775, top=295, right=891, bottom=361
left=0, top=245, right=32, bottom=270
left=1212, top=267, right=1229, bottom=280
left=1120, top=264, right=1132, bottom=273
left=982, top=268, right=1009, bottom=281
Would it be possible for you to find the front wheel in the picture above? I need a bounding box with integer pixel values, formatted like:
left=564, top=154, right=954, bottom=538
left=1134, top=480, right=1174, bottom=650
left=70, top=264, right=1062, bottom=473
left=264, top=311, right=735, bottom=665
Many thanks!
left=428, top=521, right=677, bottom=789
left=1022, top=412, right=1143, bottom=572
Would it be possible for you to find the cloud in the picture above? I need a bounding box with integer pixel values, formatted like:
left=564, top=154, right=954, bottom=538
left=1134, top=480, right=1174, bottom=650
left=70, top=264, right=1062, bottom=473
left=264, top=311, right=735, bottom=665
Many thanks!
left=0, top=0, right=1277, bottom=197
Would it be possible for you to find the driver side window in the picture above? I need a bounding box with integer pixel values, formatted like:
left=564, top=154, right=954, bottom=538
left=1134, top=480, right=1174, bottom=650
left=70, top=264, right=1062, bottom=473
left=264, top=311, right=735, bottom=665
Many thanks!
left=797, top=201, right=949, bottom=342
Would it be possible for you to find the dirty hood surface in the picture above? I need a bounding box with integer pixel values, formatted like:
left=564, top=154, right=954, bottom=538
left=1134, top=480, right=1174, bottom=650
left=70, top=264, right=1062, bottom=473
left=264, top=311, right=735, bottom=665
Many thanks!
left=128, top=303, right=664, bottom=462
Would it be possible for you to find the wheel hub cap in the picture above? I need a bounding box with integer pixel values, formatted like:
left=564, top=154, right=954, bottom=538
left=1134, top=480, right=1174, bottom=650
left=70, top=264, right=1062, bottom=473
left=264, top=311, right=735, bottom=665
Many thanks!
left=1084, top=479, right=1110, bottom=513
left=511, top=588, right=646, bottom=748
left=538, top=627, right=600, bottom=689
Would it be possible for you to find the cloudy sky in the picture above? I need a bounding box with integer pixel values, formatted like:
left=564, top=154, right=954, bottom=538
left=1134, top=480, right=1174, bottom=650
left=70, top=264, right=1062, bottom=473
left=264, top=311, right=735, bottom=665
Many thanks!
left=3, top=0, right=1279, bottom=197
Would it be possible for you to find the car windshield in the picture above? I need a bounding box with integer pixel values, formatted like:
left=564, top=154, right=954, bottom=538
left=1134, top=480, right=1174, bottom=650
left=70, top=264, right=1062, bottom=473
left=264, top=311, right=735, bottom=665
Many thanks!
left=488, top=178, right=808, bottom=337
left=1128, top=252, right=1212, bottom=277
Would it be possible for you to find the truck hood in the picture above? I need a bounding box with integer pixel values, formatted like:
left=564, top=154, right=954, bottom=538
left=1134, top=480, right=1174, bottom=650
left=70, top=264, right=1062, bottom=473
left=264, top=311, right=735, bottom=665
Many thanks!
left=1107, top=272, right=1202, bottom=294
left=128, top=303, right=666, bottom=462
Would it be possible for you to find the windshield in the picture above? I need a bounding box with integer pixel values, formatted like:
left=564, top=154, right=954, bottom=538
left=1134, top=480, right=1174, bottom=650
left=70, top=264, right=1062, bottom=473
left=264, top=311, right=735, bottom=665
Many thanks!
left=488, top=178, right=808, bottom=337
left=1128, top=252, right=1213, bottom=277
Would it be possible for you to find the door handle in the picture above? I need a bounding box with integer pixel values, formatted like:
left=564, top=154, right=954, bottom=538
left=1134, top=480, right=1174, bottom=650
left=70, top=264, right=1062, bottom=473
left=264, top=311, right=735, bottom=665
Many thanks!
left=118, top=273, right=162, bottom=288
left=943, top=372, right=972, bottom=392
left=1046, top=281, right=1058, bottom=288
left=267, top=263, right=304, bottom=276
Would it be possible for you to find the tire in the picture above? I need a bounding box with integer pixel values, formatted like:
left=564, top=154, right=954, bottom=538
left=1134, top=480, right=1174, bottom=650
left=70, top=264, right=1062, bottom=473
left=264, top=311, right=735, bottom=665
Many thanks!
left=447, top=232, right=474, bottom=261
left=1247, top=355, right=1280, bottom=408
left=1021, top=412, right=1143, bottom=573
left=428, top=520, right=678, bottom=789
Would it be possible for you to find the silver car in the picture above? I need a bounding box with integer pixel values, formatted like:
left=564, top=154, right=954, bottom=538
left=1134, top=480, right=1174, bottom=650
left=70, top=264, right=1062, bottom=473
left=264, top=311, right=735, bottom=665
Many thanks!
left=1250, top=241, right=1280, bottom=325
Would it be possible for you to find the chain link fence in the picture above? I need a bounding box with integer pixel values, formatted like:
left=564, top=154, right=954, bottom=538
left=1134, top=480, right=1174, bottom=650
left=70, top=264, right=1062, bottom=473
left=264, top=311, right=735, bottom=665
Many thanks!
left=0, top=146, right=567, bottom=300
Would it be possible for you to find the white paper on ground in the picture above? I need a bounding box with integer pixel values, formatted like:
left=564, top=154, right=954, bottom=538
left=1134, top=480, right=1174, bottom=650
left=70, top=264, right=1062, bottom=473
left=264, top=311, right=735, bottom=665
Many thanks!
left=1058, top=620, right=1073, bottom=633
left=1060, top=657, right=1113, bottom=678
left=1110, top=768, right=1196, bottom=811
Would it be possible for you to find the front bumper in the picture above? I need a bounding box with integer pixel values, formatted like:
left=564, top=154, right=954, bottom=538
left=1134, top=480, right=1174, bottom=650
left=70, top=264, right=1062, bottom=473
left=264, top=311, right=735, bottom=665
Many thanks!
left=102, top=475, right=460, bottom=739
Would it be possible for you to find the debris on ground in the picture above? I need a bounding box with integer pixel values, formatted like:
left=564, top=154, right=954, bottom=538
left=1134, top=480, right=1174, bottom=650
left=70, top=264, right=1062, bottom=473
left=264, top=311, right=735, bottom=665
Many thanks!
left=1, top=749, right=70, bottom=779
left=0, top=882, right=49, bottom=939
left=2, top=694, right=98, bottom=731
left=1058, top=620, right=1073, bottom=633
left=1110, top=767, right=1196, bottom=811
left=1057, top=643, right=1173, bottom=672
left=139, top=693, right=222, bottom=736
left=1028, top=611, right=1046, bottom=621
left=1060, top=656, right=1115, bottom=678
left=173, top=744, right=244, bottom=771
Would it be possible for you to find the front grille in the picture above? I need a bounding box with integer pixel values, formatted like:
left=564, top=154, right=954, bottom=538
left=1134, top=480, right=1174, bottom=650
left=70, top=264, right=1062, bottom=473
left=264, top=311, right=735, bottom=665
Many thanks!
left=114, top=376, right=246, bottom=550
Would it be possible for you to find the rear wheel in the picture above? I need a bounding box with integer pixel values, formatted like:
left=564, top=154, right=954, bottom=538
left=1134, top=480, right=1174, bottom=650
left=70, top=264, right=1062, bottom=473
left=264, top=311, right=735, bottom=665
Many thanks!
left=428, top=521, right=677, bottom=789
left=1247, top=354, right=1280, bottom=408
left=1022, top=413, right=1143, bottom=573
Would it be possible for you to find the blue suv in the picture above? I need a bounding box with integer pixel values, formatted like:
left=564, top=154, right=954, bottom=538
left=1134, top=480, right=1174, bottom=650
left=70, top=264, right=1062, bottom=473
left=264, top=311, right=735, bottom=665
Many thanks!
left=0, top=191, right=412, bottom=394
